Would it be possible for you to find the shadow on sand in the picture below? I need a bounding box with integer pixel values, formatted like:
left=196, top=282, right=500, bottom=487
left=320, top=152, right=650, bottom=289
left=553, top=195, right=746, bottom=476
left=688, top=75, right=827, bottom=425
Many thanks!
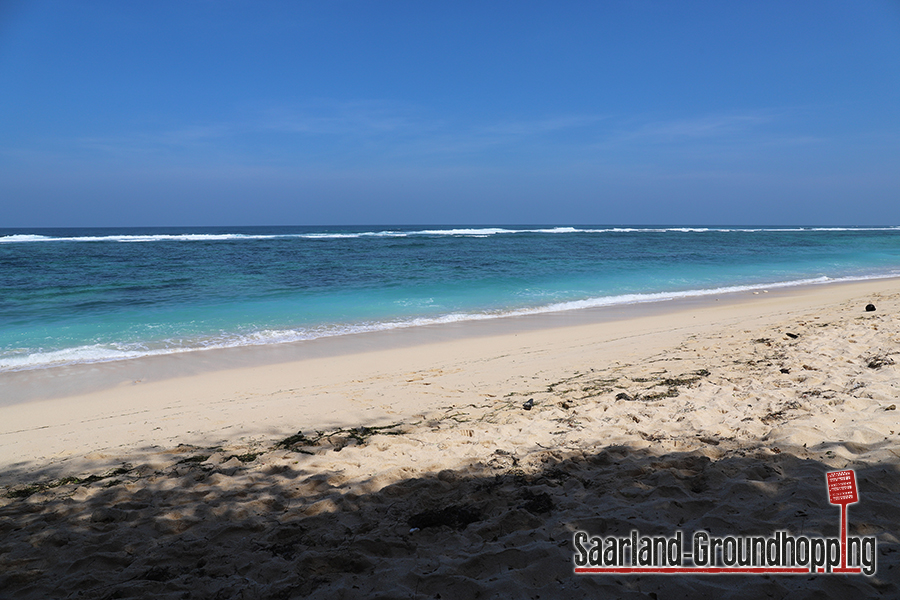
left=1, top=435, right=898, bottom=600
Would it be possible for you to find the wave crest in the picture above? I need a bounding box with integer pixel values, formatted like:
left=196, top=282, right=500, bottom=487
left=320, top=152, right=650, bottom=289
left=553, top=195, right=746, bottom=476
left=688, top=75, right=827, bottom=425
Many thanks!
left=5, top=272, right=898, bottom=373
left=3, top=226, right=898, bottom=244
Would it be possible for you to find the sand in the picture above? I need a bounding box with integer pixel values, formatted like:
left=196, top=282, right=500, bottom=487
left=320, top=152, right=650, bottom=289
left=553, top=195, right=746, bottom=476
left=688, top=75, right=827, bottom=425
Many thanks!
left=1, top=279, right=899, bottom=598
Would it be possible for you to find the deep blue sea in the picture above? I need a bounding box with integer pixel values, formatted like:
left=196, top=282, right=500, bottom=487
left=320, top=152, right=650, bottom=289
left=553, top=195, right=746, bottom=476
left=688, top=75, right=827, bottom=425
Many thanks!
left=2, top=225, right=899, bottom=372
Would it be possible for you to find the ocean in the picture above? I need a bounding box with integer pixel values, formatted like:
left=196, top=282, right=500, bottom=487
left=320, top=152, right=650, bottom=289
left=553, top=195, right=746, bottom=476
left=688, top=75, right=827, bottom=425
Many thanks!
left=2, top=225, right=899, bottom=373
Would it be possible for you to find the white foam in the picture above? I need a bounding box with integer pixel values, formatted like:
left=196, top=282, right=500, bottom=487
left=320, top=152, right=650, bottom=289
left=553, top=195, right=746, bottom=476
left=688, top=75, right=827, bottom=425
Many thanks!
left=5, top=271, right=899, bottom=373
left=4, top=226, right=898, bottom=243
left=0, top=233, right=279, bottom=243
left=0, top=234, right=57, bottom=243
left=0, top=344, right=182, bottom=371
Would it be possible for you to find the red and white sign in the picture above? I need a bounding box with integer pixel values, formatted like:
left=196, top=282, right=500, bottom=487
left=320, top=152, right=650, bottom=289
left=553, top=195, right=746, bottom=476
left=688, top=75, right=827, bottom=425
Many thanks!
left=826, top=470, right=858, bottom=505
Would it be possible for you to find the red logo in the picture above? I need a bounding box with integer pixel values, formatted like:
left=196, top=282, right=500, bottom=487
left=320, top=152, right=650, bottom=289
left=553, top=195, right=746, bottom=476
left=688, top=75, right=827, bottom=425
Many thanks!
left=826, top=469, right=860, bottom=572
left=572, top=468, right=876, bottom=574
left=826, top=469, right=858, bottom=505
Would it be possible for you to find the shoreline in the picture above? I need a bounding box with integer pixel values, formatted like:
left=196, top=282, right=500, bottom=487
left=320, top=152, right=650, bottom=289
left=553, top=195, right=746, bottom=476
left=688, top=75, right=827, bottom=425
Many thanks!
left=3, top=275, right=897, bottom=407
left=1, top=276, right=898, bottom=482
left=1, top=276, right=898, bottom=597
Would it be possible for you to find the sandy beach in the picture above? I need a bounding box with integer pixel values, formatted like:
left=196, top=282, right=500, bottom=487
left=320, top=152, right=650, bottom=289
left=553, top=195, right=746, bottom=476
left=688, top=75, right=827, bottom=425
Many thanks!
left=2, top=279, right=899, bottom=598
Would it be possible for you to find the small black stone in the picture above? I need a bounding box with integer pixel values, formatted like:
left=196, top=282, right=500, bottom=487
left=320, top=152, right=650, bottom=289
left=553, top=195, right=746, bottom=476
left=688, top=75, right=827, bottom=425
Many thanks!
left=522, top=398, right=534, bottom=410
left=865, top=303, right=876, bottom=312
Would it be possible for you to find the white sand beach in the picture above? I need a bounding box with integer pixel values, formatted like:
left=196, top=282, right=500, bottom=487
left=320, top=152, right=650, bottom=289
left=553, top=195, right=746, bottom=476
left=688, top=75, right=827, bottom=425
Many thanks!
left=1, top=279, right=899, bottom=598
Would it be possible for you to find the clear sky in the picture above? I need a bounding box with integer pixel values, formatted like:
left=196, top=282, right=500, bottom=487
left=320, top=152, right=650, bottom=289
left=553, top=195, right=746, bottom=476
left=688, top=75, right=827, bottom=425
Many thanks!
left=1, top=1, right=898, bottom=227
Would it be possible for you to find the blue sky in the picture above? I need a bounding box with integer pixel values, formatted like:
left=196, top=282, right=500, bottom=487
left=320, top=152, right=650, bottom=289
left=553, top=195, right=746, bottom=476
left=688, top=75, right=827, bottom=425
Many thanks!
left=1, top=1, right=898, bottom=227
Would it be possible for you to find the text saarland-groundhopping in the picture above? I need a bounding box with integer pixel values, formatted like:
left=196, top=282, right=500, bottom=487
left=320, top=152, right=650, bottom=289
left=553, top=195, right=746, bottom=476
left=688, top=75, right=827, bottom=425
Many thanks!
left=573, top=469, right=876, bottom=576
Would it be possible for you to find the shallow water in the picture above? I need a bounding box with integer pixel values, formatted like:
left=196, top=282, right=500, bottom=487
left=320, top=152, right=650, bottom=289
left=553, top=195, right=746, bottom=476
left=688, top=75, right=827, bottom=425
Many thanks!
left=2, top=225, right=899, bottom=371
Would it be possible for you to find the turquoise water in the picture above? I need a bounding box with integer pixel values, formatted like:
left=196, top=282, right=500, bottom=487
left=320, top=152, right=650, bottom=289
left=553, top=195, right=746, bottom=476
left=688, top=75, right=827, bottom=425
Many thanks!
left=1, top=225, right=899, bottom=371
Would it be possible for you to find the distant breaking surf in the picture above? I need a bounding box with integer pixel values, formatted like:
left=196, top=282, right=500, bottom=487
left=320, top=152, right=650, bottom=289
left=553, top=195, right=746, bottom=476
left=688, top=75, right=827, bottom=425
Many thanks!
left=2, top=226, right=900, bottom=244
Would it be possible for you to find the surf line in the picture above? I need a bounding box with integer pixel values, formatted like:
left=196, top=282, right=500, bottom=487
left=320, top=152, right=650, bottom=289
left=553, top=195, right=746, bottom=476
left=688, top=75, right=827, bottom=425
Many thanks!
left=573, top=470, right=877, bottom=575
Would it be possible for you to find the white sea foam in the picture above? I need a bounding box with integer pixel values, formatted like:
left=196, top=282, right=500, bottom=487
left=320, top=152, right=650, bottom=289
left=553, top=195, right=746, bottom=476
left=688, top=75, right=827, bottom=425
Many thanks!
left=3, top=271, right=898, bottom=373
left=0, top=233, right=280, bottom=243
left=0, top=344, right=181, bottom=371
left=3, top=226, right=898, bottom=244
left=0, top=234, right=57, bottom=243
